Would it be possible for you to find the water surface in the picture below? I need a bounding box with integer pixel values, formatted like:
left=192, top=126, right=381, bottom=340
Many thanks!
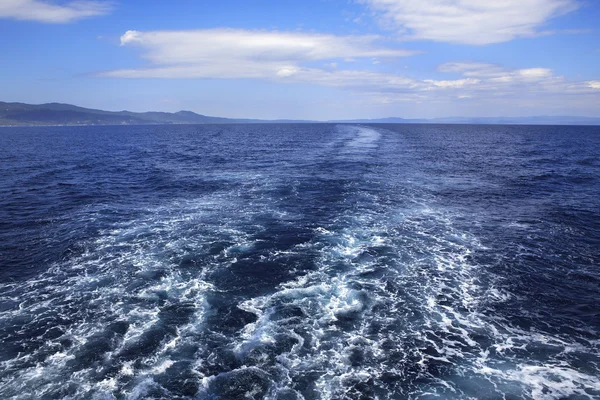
left=0, top=124, right=599, bottom=399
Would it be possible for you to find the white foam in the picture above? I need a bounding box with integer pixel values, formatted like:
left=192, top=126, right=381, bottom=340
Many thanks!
left=2, top=136, right=599, bottom=399
left=0, top=193, right=272, bottom=399
left=225, top=199, right=600, bottom=399
left=346, top=126, right=382, bottom=149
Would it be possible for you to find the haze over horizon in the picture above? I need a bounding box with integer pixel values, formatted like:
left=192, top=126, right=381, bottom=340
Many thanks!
left=1, top=0, right=599, bottom=120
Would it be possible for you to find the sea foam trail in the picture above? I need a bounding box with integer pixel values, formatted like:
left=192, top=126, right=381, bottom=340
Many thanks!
left=0, top=183, right=293, bottom=399
left=346, top=126, right=381, bottom=149
left=1, top=124, right=599, bottom=399
left=211, top=202, right=483, bottom=399
left=216, top=201, right=599, bottom=399
left=197, top=125, right=600, bottom=399
left=0, top=199, right=217, bottom=399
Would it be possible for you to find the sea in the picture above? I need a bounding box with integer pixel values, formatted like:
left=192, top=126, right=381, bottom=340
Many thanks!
left=0, top=124, right=599, bottom=400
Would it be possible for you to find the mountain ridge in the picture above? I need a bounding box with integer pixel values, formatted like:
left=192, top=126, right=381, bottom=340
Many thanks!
left=1, top=101, right=599, bottom=126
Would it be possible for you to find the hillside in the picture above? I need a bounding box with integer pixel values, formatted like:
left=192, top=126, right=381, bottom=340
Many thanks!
left=2, top=101, right=599, bottom=126
left=0, top=102, right=263, bottom=126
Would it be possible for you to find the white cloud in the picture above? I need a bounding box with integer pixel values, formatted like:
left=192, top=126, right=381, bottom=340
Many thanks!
left=518, top=68, right=553, bottom=79
left=360, top=0, right=579, bottom=45
left=439, top=63, right=556, bottom=84
left=102, top=29, right=445, bottom=92
left=0, top=0, right=112, bottom=23
left=100, top=29, right=600, bottom=115
left=423, top=78, right=480, bottom=88
left=435, top=62, right=600, bottom=103
left=103, top=29, right=417, bottom=81
left=120, top=30, right=142, bottom=44
left=118, top=29, right=415, bottom=64
left=367, top=61, right=600, bottom=114
left=285, top=68, right=421, bottom=91
left=276, top=67, right=299, bottom=78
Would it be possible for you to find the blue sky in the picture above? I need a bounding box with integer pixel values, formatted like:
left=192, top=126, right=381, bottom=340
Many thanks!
left=1, top=0, right=599, bottom=120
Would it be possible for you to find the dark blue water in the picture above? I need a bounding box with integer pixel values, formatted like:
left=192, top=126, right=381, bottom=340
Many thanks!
left=0, top=124, right=599, bottom=399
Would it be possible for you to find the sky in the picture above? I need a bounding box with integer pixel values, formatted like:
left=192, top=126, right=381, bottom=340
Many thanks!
left=1, top=0, right=599, bottom=120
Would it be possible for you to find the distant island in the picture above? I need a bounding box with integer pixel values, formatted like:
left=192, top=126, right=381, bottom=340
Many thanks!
left=1, top=101, right=599, bottom=126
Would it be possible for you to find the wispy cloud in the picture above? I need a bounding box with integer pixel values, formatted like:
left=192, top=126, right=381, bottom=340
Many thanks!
left=103, top=29, right=417, bottom=80
left=351, top=62, right=600, bottom=113
left=0, top=0, right=112, bottom=23
left=359, top=0, right=579, bottom=45
left=423, top=78, right=480, bottom=88
left=101, top=29, right=483, bottom=93
left=438, top=63, right=555, bottom=83
left=436, top=62, right=599, bottom=96
left=100, top=29, right=600, bottom=114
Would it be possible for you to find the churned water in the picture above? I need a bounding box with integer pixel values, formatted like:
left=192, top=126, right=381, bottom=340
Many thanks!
left=0, top=124, right=599, bottom=399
